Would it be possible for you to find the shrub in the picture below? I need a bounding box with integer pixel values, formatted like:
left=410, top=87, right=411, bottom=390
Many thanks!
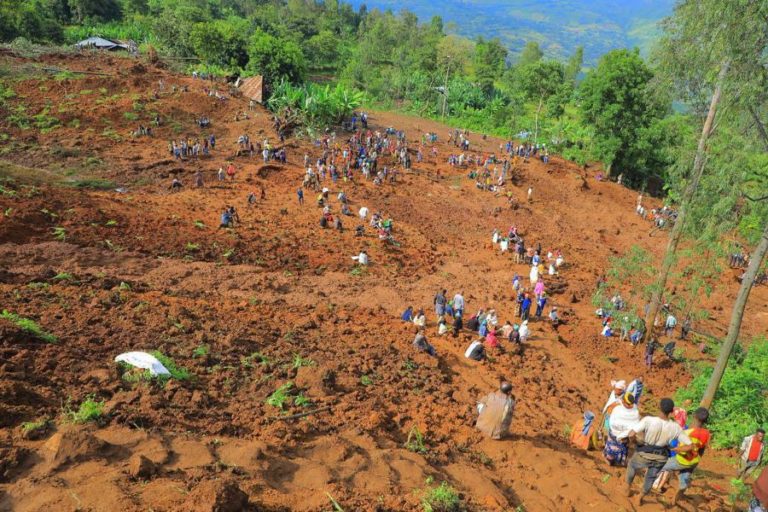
left=676, top=337, right=768, bottom=448
left=64, top=395, right=105, bottom=424
left=422, top=482, right=462, bottom=512
left=69, top=179, right=115, bottom=190
left=0, top=310, right=57, bottom=343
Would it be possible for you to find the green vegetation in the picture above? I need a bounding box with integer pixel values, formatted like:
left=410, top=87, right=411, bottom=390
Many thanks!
left=241, top=351, right=270, bottom=368
left=677, top=338, right=768, bottom=448
left=64, top=395, right=105, bottom=424
left=0, top=309, right=57, bottom=343
left=51, top=226, right=66, bottom=241
left=266, top=382, right=294, bottom=410
left=21, top=419, right=48, bottom=433
left=192, top=344, right=209, bottom=358
left=360, top=374, right=373, bottom=386
left=405, top=425, right=427, bottom=454
left=422, top=482, right=462, bottom=512
left=68, top=178, right=115, bottom=190
left=52, top=272, right=74, bottom=281
left=150, top=350, right=191, bottom=381
left=291, top=353, right=315, bottom=369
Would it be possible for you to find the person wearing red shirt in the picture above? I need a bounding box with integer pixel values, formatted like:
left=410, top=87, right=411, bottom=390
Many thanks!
left=741, top=428, right=766, bottom=480
left=658, top=407, right=711, bottom=505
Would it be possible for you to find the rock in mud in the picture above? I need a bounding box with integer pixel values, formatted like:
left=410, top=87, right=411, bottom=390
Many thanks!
left=182, top=478, right=249, bottom=512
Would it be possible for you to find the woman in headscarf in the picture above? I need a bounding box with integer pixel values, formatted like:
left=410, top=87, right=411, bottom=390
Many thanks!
left=603, top=392, right=639, bottom=466
left=602, top=380, right=627, bottom=414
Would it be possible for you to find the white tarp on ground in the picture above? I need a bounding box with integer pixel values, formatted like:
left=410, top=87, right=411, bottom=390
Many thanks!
left=114, top=351, right=171, bottom=376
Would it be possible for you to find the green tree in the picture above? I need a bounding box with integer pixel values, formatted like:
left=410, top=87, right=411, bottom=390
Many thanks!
left=473, top=36, right=507, bottom=95
left=578, top=48, right=667, bottom=184
left=69, top=0, right=123, bottom=23
left=518, top=60, right=565, bottom=142
left=189, top=18, right=249, bottom=70
left=518, top=41, right=543, bottom=67
left=247, top=29, right=306, bottom=85
left=565, top=45, right=583, bottom=83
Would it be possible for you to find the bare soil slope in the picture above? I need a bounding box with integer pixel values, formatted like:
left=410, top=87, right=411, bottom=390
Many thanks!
left=0, top=51, right=766, bottom=512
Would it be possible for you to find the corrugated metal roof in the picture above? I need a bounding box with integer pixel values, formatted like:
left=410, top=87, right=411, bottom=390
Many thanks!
left=75, top=37, right=128, bottom=50
left=239, top=76, right=263, bottom=103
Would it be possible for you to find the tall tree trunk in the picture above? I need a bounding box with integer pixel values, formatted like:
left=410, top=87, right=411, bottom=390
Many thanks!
left=643, top=61, right=730, bottom=340
left=534, top=96, right=543, bottom=144
left=700, top=222, right=768, bottom=408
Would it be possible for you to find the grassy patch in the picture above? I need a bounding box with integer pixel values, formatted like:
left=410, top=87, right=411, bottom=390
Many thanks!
left=266, top=382, right=294, bottom=410
left=51, top=226, right=66, bottom=241
left=360, top=374, right=373, bottom=386
left=64, top=395, right=105, bottom=424
left=292, top=353, right=315, bottom=369
left=21, top=419, right=48, bottom=433
left=422, top=482, right=462, bottom=512
left=68, top=178, right=115, bottom=190
left=52, top=272, right=74, bottom=281
left=123, top=111, right=139, bottom=121
left=0, top=310, right=57, bottom=343
left=241, top=351, right=270, bottom=368
left=192, top=344, right=210, bottom=358
left=150, top=351, right=191, bottom=380
left=405, top=425, right=427, bottom=453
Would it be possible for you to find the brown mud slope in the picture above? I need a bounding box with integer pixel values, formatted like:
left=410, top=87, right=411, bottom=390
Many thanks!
left=0, top=51, right=766, bottom=511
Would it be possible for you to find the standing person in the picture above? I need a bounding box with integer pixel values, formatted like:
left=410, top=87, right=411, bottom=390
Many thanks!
left=604, top=392, right=640, bottom=467
left=645, top=339, right=659, bottom=369
left=195, top=169, right=204, bottom=188
left=475, top=382, right=516, bottom=440
left=627, top=377, right=644, bottom=406
left=453, top=291, right=465, bottom=318
left=521, top=294, right=532, bottom=321
left=664, top=313, right=678, bottom=336
left=535, top=293, right=547, bottom=318
left=527, top=186, right=533, bottom=203
left=297, top=187, right=304, bottom=205
left=625, top=398, right=693, bottom=506
left=434, top=289, right=447, bottom=321
left=657, top=407, right=711, bottom=505
left=740, top=429, right=766, bottom=480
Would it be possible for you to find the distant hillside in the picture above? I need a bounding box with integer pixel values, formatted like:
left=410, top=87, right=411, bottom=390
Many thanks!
left=349, top=0, right=674, bottom=63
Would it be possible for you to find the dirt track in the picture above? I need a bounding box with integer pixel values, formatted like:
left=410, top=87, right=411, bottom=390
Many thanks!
left=0, top=51, right=766, bottom=511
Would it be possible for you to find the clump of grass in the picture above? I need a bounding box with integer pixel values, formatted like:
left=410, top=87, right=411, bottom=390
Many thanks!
left=292, top=353, right=315, bottom=369
left=192, top=344, right=210, bottom=358
left=360, top=374, right=373, bottom=386
left=266, top=382, right=293, bottom=410
left=150, top=351, right=191, bottom=380
left=422, top=482, right=462, bottom=512
left=52, top=272, right=74, bottom=281
left=69, top=178, right=115, bottom=190
left=64, top=395, right=105, bottom=424
left=405, top=425, right=427, bottom=454
left=0, top=310, right=57, bottom=343
left=350, top=265, right=366, bottom=276
left=193, top=220, right=205, bottom=229
left=52, top=226, right=66, bottom=241
left=185, top=242, right=199, bottom=252
left=123, top=111, right=139, bottom=121
left=241, top=351, right=270, bottom=368
left=105, top=219, right=118, bottom=227
left=294, top=393, right=311, bottom=407
left=21, top=419, right=48, bottom=433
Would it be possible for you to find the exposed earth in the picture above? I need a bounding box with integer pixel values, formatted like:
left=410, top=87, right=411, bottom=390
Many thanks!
left=0, top=50, right=766, bottom=512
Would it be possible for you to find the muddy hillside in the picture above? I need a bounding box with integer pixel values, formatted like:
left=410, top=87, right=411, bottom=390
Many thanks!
left=0, top=51, right=766, bottom=511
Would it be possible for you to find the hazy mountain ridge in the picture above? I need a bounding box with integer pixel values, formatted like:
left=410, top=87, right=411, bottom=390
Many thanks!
left=350, top=0, right=675, bottom=62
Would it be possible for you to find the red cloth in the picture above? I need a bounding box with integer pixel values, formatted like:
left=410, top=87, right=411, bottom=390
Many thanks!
left=672, top=407, right=687, bottom=428
left=749, top=439, right=764, bottom=462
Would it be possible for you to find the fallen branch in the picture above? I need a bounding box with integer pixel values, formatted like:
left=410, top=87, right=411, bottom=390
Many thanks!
left=42, top=67, right=114, bottom=77
left=269, top=405, right=333, bottom=422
